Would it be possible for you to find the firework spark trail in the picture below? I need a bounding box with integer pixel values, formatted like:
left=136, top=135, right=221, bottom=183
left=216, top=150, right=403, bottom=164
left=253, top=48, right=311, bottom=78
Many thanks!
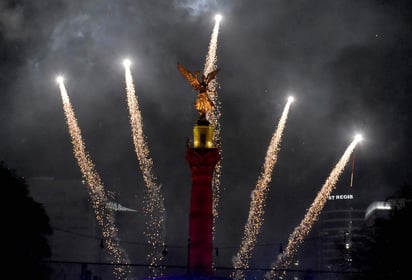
left=264, top=138, right=361, bottom=280
left=203, top=15, right=222, bottom=233
left=124, top=65, right=166, bottom=277
left=232, top=98, right=294, bottom=280
left=350, top=153, right=355, bottom=187
left=57, top=81, right=130, bottom=280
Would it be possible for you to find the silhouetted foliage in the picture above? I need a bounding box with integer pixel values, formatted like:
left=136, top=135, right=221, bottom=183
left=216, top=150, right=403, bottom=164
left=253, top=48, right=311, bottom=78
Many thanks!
left=1, top=162, right=53, bottom=279
left=350, top=183, right=412, bottom=280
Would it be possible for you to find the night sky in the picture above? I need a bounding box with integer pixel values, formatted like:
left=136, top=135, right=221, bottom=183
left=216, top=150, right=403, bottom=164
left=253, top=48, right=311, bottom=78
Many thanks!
left=1, top=0, right=412, bottom=277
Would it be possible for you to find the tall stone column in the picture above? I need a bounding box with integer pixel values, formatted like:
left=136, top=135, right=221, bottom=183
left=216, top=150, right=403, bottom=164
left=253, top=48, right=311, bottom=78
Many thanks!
left=186, top=119, right=220, bottom=275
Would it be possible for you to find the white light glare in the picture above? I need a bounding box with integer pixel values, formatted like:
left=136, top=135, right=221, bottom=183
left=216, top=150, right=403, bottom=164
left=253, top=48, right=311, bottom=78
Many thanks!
left=123, top=58, right=132, bottom=68
left=56, top=76, right=64, bottom=84
left=288, top=96, right=295, bottom=103
left=215, top=14, right=222, bottom=22
left=354, top=134, right=363, bottom=143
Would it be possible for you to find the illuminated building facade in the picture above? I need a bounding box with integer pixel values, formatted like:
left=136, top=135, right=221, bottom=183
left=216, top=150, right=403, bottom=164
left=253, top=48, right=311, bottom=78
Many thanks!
left=319, top=188, right=365, bottom=278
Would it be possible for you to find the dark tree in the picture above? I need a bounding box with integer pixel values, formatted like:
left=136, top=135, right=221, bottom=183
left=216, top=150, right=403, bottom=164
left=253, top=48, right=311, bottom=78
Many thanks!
left=1, top=162, right=53, bottom=279
left=350, top=183, right=412, bottom=280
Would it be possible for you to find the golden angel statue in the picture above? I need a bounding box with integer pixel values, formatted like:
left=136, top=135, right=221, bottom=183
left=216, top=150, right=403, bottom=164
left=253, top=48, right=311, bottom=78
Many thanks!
left=177, top=63, right=220, bottom=118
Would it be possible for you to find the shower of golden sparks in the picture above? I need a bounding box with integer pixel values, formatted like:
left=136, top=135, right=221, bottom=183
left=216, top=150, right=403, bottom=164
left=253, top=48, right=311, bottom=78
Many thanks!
left=56, top=77, right=130, bottom=280
left=203, top=14, right=222, bottom=232
left=232, top=96, right=294, bottom=280
left=123, top=62, right=166, bottom=277
left=265, top=135, right=363, bottom=280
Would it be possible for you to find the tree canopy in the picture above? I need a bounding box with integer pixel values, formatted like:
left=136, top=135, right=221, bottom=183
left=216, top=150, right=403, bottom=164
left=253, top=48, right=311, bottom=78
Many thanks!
left=1, top=162, right=53, bottom=279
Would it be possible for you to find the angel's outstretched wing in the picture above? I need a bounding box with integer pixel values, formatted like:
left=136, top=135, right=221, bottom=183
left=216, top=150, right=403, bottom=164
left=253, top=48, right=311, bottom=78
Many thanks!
left=205, top=68, right=220, bottom=85
left=177, top=63, right=202, bottom=90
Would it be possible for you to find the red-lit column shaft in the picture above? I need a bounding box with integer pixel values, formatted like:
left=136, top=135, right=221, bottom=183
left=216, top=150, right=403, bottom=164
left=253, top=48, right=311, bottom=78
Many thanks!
left=186, top=148, right=220, bottom=275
